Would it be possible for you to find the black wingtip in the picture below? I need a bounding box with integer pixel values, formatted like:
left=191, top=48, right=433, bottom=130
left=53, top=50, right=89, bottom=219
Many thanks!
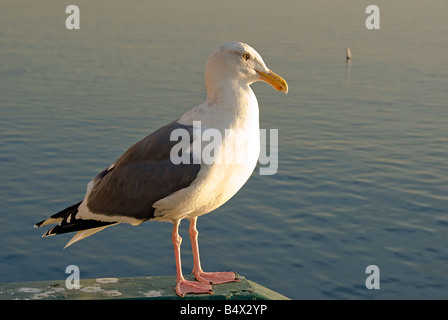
left=34, top=201, right=82, bottom=229
left=34, top=220, right=45, bottom=228
left=42, top=227, right=54, bottom=237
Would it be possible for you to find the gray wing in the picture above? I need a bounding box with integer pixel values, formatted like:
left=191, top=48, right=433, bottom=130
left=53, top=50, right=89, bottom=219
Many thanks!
left=86, top=121, right=200, bottom=221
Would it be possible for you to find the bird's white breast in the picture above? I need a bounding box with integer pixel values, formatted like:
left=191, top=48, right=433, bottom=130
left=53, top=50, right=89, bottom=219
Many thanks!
left=153, top=88, right=260, bottom=222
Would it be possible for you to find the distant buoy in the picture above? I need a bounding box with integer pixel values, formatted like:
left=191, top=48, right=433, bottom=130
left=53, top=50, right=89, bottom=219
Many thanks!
left=346, top=48, right=352, bottom=67
left=346, top=48, right=352, bottom=60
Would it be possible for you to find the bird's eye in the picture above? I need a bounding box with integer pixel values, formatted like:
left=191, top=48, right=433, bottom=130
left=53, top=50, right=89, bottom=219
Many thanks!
left=242, top=53, right=251, bottom=61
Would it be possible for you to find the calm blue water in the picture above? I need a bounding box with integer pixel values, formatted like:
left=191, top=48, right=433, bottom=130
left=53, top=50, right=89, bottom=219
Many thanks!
left=1, top=0, right=447, bottom=299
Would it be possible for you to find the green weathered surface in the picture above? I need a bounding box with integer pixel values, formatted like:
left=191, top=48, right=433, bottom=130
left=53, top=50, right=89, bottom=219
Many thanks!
left=0, top=274, right=290, bottom=300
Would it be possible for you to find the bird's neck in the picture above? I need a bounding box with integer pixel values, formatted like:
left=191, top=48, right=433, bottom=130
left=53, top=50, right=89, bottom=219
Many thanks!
left=206, top=78, right=254, bottom=109
left=204, top=79, right=259, bottom=131
left=178, top=79, right=259, bottom=130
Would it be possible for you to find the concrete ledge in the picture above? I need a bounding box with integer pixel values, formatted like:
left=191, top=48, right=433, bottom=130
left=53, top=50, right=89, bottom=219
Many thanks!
left=0, top=274, right=290, bottom=300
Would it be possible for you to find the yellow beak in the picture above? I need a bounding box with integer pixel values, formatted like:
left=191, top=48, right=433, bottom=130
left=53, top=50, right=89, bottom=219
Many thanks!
left=257, top=69, right=288, bottom=94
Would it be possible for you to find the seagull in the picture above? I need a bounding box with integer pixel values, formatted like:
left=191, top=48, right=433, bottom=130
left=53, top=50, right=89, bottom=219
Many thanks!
left=35, top=42, right=288, bottom=297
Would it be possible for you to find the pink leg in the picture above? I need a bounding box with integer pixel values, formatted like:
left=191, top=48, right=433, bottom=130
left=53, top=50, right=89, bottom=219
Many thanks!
left=172, top=220, right=213, bottom=297
left=189, top=217, right=238, bottom=285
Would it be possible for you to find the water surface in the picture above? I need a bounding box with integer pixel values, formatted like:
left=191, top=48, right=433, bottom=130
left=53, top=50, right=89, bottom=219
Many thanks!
left=1, top=0, right=447, bottom=299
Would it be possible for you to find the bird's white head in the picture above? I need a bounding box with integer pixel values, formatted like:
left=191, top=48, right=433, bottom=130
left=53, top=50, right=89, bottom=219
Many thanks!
left=205, top=42, right=288, bottom=100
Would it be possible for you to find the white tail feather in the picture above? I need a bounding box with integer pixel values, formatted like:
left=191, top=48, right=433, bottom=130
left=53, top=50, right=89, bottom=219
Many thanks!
left=64, top=224, right=118, bottom=249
